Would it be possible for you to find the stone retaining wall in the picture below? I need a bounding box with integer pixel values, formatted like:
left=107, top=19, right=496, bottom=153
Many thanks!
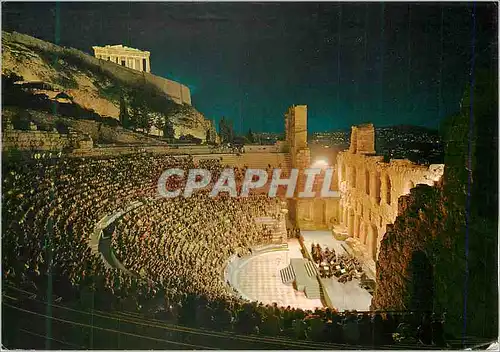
left=2, top=130, right=71, bottom=151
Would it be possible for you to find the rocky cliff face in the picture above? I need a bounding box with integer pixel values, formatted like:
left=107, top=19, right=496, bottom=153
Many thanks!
left=372, top=68, right=498, bottom=339
left=2, top=31, right=217, bottom=142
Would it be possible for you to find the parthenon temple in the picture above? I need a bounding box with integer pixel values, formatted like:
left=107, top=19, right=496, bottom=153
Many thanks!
left=92, top=44, right=151, bottom=73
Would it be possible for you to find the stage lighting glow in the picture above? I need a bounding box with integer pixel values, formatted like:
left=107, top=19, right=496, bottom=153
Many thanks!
left=312, top=159, right=329, bottom=168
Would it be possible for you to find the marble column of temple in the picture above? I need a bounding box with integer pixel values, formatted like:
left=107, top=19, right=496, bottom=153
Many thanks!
left=92, top=45, right=151, bottom=73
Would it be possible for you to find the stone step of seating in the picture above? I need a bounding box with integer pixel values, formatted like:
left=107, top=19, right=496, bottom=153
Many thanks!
left=305, top=284, right=321, bottom=299
left=304, top=260, right=318, bottom=277
left=262, top=220, right=277, bottom=226
left=280, top=265, right=295, bottom=284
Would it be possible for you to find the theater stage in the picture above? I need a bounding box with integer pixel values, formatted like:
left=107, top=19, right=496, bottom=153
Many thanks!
left=300, top=230, right=373, bottom=311
left=226, top=240, right=323, bottom=310
left=227, top=232, right=373, bottom=311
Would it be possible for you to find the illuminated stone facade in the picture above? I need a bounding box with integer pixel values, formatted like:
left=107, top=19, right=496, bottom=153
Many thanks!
left=337, top=124, right=444, bottom=260
left=285, top=105, right=340, bottom=230
left=93, top=45, right=151, bottom=73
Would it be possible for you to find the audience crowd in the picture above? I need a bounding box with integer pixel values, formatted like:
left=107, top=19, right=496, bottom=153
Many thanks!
left=2, top=151, right=447, bottom=347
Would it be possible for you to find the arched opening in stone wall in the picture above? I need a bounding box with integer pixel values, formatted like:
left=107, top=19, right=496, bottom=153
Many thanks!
left=374, top=171, right=381, bottom=204
left=348, top=208, right=355, bottom=237
left=355, top=214, right=361, bottom=238
left=385, top=174, right=392, bottom=205
left=313, top=200, right=326, bottom=226
left=352, top=167, right=357, bottom=188
left=369, top=225, right=378, bottom=261
left=409, top=250, right=434, bottom=312
left=365, top=169, right=370, bottom=195
left=360, top=222, right=368, bottom=245
left=338, top=205, right=343, bottom=225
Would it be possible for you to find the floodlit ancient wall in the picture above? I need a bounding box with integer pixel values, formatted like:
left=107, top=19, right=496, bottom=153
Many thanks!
left=144, top=73, right=192, bottom=106
left=193, top=152, right=290, bottom=170
left=243, top=145, right=279, bottom=153
left=2, top=130, right=72, bottom=151
left=2, top=122, right=94, bottom=152
left=337, top=124, right=444, bottom=260
left=283, top=105, right=340, bottom=229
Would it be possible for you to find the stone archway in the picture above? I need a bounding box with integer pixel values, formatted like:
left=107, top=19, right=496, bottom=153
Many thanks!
left=374, top=171, right=381, bottom=204
left=342, top=204, right=348, bottom=226
left=338, top=205, right=343, bottom=226
left=352, top=167, right=357, bottom=189
left=368, top=225, right=378, bottom=261
left=385, top=174, right=392, bottom=205
left=355, top=214, right=361, bottom=239
left=365, top=169, right=370, bottom=195
left=348, top=208, right=355, bottom=237
left=360, top=221, right=369, bottom=245
left=313, top=199, right=326, bottom=226
left=364, top=222, right=369, bottom=245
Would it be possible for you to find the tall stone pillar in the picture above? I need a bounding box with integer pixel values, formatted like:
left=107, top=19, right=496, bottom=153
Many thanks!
left=146, top=58, right=151, bottom=73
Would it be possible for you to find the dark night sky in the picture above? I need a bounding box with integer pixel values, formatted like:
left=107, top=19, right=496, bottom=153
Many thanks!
left=2, top=2, right=497, bottom=133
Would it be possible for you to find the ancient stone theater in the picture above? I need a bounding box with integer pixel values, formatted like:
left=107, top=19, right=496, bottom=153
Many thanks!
left=336, top=124, right=444, bottom=262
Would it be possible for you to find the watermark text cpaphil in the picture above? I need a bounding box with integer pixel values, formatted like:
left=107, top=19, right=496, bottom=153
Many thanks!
left=157, top=168, right=340, bottom=198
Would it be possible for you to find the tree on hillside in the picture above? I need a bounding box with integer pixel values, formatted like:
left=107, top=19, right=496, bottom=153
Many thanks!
left=206, top=129, right=211, bottom=144
left=163, top=117, right=175, bottom=139
left=219, top=117, right=234, bottom=143
left=219, top=117, right=227, bottom=142
left=119, top=95, right=132, bottom=129
left=129, top=90, right=152, bottom=133
left=246, top=128, right=255, bottom=143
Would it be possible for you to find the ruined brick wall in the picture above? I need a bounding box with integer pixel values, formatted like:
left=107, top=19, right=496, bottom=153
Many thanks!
left=2, top=130, right=72, bottom=151
left=337, top=124, right=444, bottom=261
left=349, top=123, right=375, bottom=154
left=283, top=105, right=340, bottom=229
